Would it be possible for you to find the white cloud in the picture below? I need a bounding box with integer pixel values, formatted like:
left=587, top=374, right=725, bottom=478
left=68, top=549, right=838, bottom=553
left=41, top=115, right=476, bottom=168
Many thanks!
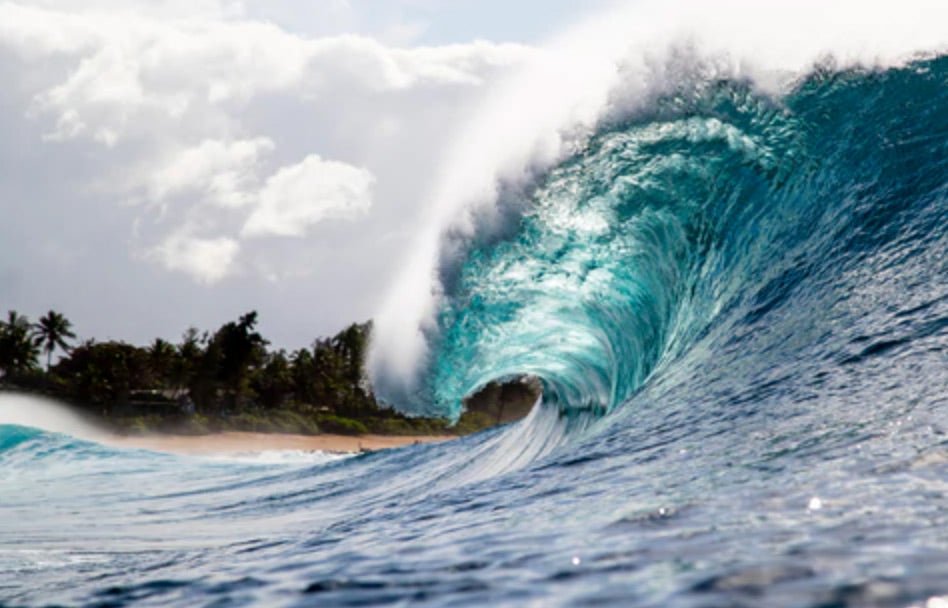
left=0, top=0, right=536, bottom=349
left=149, top=232, right=239, bottom=284
left=143, top=137, right=274, bottom=209
left=141, top=151, right=376, bottom=281
left=0, top=0, right=532, bottom=287
left=0, top=3, right=531, bottom=146
left=243, top=155, right=374, bottom=238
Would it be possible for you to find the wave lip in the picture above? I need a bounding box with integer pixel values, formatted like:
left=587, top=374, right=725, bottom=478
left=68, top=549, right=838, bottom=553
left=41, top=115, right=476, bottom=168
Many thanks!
left=368, top=0, right=948, bottom=419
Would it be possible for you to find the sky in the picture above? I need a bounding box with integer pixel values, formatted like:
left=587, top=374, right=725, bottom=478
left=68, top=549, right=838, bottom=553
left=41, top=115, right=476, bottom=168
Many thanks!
left=0, top=0, right=611, bottom=351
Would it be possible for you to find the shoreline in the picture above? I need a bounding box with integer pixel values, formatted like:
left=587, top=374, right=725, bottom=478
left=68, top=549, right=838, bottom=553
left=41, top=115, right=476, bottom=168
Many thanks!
left=105, top=431, right=455, bottom=455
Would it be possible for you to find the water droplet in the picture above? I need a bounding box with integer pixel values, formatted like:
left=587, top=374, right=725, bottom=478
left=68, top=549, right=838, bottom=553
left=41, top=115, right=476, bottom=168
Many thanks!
left=571, top=556, right=581, bottom=566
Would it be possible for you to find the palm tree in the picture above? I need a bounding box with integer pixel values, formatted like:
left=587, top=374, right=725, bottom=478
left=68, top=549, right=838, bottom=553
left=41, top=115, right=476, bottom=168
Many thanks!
left=148, top=338, right=177, bottom=386
left=170, top=328, right=201, bottom=398
left=0, top=311, right=39, bottom=377
left=4, top=311, right=29, bottom=333
left=216, top=311, right=267, bottom=408
left=32, top=310, right=76, bottom=371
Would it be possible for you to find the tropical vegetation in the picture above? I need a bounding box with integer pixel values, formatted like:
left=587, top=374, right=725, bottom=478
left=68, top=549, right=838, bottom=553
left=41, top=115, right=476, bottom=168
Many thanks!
left=0, top=309, right=536, bottom=437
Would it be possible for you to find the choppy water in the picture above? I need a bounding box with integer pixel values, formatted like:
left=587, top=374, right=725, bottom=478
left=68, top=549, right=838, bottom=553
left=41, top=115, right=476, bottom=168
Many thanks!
left=3, top=13, right=948, bottom=608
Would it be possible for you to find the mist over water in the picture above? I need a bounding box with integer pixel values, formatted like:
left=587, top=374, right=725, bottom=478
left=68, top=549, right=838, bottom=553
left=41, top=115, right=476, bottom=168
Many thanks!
left=0, top=393, right=109, bottom=441
left=3, top=3, right=948, bottom=606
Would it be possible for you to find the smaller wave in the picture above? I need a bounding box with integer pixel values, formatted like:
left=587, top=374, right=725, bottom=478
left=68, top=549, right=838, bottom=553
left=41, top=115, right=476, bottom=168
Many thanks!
left=0, top=392, right=110, bottom=442
left=0, top=424, right=43, bottom=452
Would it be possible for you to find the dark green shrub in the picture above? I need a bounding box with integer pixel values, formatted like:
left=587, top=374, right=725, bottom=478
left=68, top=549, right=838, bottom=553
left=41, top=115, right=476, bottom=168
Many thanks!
left=315, top=414, right=368, bottom=435
left=454, top=411, right=495, bottom=436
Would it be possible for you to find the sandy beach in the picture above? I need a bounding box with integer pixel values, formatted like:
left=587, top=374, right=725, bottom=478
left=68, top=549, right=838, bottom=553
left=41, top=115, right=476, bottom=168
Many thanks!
left=106, top=431, right=455, bottom=455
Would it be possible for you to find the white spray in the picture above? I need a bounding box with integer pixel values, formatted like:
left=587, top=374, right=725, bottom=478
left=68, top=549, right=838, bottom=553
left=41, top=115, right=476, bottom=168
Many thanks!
left=0, top=392, right=110, bottom=441
left=368, top=0, right=948, bottom=407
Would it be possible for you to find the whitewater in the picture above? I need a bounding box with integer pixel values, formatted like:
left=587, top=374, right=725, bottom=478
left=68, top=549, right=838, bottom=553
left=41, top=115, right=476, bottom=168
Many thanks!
left=3, top=2, right=948, bottom=606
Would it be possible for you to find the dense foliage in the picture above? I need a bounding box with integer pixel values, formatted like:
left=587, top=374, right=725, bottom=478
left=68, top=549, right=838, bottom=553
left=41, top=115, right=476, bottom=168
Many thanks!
left=0, top=310, right=508, bottom=436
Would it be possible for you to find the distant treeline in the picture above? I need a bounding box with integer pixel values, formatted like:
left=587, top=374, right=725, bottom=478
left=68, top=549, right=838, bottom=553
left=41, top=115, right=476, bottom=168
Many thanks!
left=0, top=309, right=537, bottom=436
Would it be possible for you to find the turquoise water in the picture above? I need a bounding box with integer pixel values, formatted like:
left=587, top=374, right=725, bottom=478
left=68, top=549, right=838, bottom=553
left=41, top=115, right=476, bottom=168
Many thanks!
left=2, top=54, right=948, bottom=607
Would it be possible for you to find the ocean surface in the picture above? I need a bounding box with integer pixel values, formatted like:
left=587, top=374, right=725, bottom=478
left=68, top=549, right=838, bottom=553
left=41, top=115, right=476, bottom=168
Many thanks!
left=2, top=20, right=948, bottom=608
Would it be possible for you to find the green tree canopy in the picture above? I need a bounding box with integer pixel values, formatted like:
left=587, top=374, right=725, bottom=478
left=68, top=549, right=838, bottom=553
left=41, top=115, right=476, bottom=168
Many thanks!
left=0, top=311, right=39, bottom=378
left=53, top=340, right=153, bottom=410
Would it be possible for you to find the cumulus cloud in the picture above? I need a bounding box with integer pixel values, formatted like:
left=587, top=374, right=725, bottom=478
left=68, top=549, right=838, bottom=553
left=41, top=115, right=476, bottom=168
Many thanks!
left=0, top=0, right=536, bottom=347
left=0, top=3, right=530, bottom=146
left=243, top=155, right=374, bottom=238
left=141, top=137, right=274, bottom=209
left=0, top=0, right=532, bottom=287
left=149, top=232, right=239, bottom=284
